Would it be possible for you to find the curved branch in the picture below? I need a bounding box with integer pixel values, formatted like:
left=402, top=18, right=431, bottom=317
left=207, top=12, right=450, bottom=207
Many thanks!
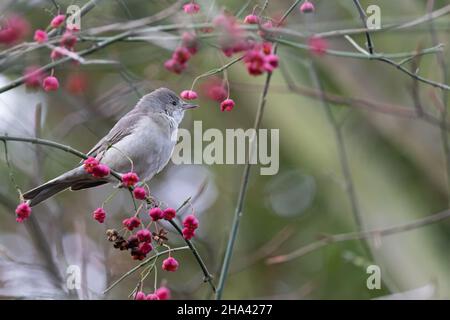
left=267, top=209, right=450, bottom=265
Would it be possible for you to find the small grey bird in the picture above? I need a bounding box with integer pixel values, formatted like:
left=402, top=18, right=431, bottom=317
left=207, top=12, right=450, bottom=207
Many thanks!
left=23, top=87, right=197, bottom=207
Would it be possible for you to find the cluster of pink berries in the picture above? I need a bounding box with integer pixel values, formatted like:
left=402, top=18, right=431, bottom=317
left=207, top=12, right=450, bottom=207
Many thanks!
left=15, top=202, right=31, bottom=223
left=149, top=207, right=176, bottom=221
left=243, top=42, right=279, bottom=76
left=165, top=32, right=199, bottom=74
left=135, top=286, right=171, bottom=300
left=128, top=229, right=153, bottom=260
left=102, top=206, right=176, bottom=261
left=182, top=214, right=199, bottom=240
left=83, top=157, right=111, bottom=178
left=23, top=13, right=82, bottom=92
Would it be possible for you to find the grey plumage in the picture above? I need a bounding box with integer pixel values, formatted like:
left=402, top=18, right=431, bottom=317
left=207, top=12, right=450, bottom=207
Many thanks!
left=23, top=87, right=197, bottom=207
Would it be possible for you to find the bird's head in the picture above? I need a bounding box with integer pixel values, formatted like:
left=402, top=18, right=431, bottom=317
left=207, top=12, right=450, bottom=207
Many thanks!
left=137, top=87, right=198, bottom=124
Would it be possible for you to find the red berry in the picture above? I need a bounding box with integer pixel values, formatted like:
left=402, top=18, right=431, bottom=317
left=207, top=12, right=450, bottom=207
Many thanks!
left=139, top=242, right=153, bottom=255
left=136, top=229, right=152, bottom=242
left=133, top=187, right=148, bottom=200
left=24, top=66, right=44, bottom=88
left=182, top=227, right=195, bottom=240
left=0, top=15, right=30, bottom=46
left=50, top=15, right=65, bottom=28
left=15, top=202, right=31, bottom=223
left=66, top=73, right=87, bottom=95
left=183, top=214, right=199, bottom=230
left=122, top=217, right=141, bottom=231
left=220, top=99, right=235, bottom=112
left=92, top=164, right=110, bottom=178
left=162, top=257, right=179, bottom=272
left=134, top=291, right=146, bottom=300
left=93, top=207, right=106, bottom=223
left=33, top=29, right=47, bottom=43
left=149, top=207, right=164, bottom=221
left=145, top=293, right=160, bottom=300
left=244, top=14, right=260, bottom=24
left=180, top=90, right=198, bottom=100
left=183, top=2, right=200, bottom=14
left=300, top=1, right=315, bottom=13
left=308, top=36, right=328, bottom=55
left=155, top=286, right=171, bottom=300
left=163, top=207, right=176, bottom=220
left=122, top=172, right=139, bottom=187
left=42, top=76, right=59, bottom=91
left=61, top=31, right=77, bottom=49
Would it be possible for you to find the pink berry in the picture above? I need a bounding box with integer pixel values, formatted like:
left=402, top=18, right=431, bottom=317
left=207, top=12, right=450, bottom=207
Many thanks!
left=300, top=1, right=315, bottom=13
left=33, top=29, right=47, bottom=43
left=60, top=31, right=77, bottom=49
left=122, top=172, right=139, bottom=187
left=24, top=66, right=44, bottom=88
left=149, top=207, right=164, bottom=221
left=145, top=293, right=160, bottom=300
left=0, top=15, right=30, bottom=46
left=139, top=242, right=153, bottom=255
left=122, top=217, right=141, bottom=231
left=93, top=207, right=106, bottom=223
left=15, top=202, right=31, bottom=223
left=136, top=229, right=152, bottom=242
left=83, top=157, right=99, bottom=173
left=155, top=286, right=171, bottom=300
left=308, top=36, right=328, bottom=55
left=42, top=76, right=59, bottom=91
left=163, top=207, right=176, bottom=220
left=50, top=14, right=65, bottom=28
left=50, top=46, right=65, bottom=60
left=66, top=73, right=87, bottom=95
left=244, top=14, right=260, bottom=24
left=183, top=2, right=200, bottom=14
left=201, top=77, right=227, bottom=102
left=134, top=291, right=146, bottom=300
left=173, top=47, right=191, bottom=64
left=220, top=99, right=235, bottom=112
left=164, top=58, right=187, bottom=74
left=162, top=257, right=179, bottom=272
left=92, top=164, right=110, bottom=178
left=180, top=90, right=198, bottom=100
left=182, top=227, right=196, bottom=240
left=264, top=54, right=279, bottom=72
left=183, top=214, right=199, bottom=230
left=133, top=187, right=148, bottom=200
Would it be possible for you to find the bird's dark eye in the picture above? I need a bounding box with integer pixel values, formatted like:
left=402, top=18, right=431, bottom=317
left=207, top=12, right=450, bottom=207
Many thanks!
left=171, top=101, right=177, bottom=106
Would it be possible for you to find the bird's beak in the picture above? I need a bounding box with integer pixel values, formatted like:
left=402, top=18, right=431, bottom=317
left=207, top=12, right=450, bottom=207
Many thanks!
left=182, top=102, right=199, bottom=110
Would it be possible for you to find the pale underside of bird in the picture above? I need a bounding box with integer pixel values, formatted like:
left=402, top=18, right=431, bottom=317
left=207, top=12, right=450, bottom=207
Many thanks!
left=23, top=87, right=198, bottom=207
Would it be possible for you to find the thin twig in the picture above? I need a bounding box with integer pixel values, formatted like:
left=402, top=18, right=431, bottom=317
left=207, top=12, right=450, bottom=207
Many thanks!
left=267, top=209, right=450, bottom=264
left=168, top=220, right=216, bottom=293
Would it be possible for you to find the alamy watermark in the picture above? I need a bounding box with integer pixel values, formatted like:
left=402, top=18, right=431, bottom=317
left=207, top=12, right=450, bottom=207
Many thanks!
left=66, top=265, right=81, bottom=290
left=171, top=121, right=279, bottom=175
left=366, top=5, right=381, bottom=30
left=366, top=265, right=381, bottom=290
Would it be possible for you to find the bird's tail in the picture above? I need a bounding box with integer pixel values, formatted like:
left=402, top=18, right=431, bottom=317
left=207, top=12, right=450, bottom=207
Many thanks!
left=23, top=167, right=96, bottom=207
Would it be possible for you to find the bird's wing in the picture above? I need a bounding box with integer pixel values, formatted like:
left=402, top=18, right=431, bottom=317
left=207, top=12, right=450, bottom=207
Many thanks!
left=86, top=111, right=146, bottom=158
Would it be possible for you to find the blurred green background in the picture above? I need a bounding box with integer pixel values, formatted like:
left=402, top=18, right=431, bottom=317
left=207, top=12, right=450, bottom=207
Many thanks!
left=0, top=0, right=449, bottom=299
